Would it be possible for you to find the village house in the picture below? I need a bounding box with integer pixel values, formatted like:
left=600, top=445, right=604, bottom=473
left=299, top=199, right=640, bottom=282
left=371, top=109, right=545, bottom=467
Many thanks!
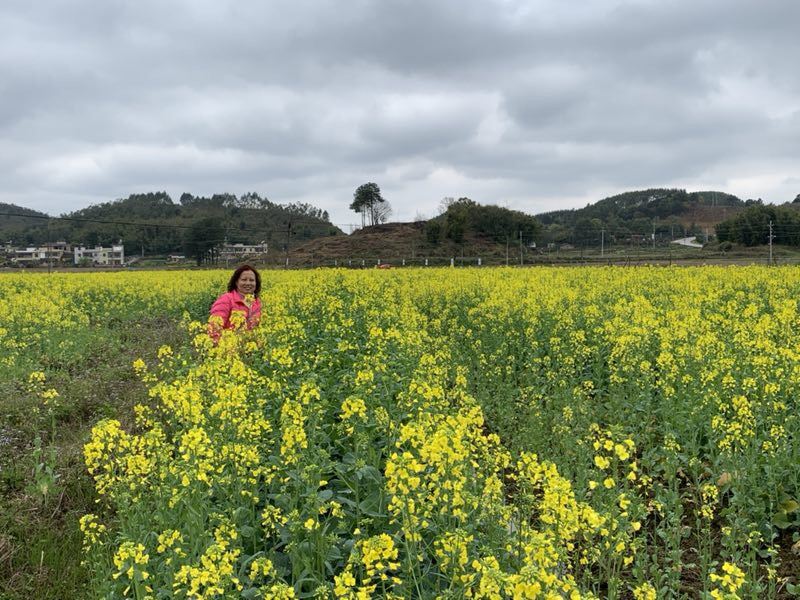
left=220, top=241, right=268, bottom=261
left=11, top=242, right=71, bottom=265
left=73, top=244, right=125, bottom=266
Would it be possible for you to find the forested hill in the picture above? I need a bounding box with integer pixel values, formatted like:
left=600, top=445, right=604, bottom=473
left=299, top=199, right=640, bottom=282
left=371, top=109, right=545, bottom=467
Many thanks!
left=0, top=202, right=48, bottom=219
left=1, top=192, right=342, bottom=253
left=0, top=203, right=50, bottom=243
left=536, top=188, right=745, bottom=243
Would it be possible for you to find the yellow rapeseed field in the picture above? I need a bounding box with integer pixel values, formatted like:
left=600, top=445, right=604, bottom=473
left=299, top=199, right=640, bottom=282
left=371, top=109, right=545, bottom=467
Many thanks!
left=4, top=267, right=799, bottom=598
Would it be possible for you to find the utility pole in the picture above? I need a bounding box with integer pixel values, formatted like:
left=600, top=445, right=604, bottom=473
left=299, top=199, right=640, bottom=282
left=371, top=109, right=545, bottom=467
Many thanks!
left=284, top=220, right=292, bottom=269
left=601, top=229, right=605, bottom=258
left=506, top=236, right=509, bottom=266
left=519, top=230, right=523, bottom=266
left=769, top=220, right=774, bottom=265
left=47, top=217, right=52, bottom=274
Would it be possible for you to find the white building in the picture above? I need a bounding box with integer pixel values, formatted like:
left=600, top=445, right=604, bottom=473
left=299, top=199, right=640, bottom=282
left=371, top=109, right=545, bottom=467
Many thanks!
left=220, top=241, right=268, bottom=260
left=74, top=245, right=125, bottom=266
left=12, top=244, right=69, bottom=265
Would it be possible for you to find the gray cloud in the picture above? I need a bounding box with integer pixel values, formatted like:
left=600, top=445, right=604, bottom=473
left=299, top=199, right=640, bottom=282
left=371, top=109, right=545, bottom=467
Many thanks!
left=1, top=0, right=799, bottom=224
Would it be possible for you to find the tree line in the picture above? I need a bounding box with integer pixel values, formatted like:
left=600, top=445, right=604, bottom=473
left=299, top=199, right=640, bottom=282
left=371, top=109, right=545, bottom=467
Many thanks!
left=715, top=199, right=800, bottom=246
left=424, top=197, right=540, bottom=245
left=537, top=189, right=746, bottom=246
left=1, top=192, right=340, bottom=263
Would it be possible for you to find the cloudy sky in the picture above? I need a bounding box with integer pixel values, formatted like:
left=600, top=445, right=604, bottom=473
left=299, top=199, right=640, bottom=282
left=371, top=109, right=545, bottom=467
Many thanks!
left=1, top=0, right=798, bottom=227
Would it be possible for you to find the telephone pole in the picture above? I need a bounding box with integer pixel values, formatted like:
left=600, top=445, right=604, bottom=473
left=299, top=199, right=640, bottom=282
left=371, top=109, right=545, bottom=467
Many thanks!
left=519, top=230, right=523, bottom=266
left=601, top=229, right=605, bottom=258
left=284, top=220, right=292, bottom=269
left=769, top=220, right=774, bottom=265
left=47, top=217, right=52, bottom=274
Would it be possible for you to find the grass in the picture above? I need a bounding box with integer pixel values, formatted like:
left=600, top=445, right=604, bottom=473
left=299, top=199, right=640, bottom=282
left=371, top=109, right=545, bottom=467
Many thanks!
left=0, top=316, right=188, bottom=600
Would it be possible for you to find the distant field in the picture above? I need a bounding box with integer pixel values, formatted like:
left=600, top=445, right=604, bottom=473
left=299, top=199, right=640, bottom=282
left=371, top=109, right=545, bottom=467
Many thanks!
left=2, top=268, right=799, bottom=598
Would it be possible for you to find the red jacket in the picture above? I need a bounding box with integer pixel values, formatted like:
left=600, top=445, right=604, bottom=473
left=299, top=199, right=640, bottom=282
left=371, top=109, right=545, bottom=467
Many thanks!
left=208, top=290, right=262, bottom=337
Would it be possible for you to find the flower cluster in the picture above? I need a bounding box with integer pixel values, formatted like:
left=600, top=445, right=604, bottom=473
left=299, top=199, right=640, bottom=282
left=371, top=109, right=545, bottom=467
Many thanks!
left=65, top=267, right=800, bottom=598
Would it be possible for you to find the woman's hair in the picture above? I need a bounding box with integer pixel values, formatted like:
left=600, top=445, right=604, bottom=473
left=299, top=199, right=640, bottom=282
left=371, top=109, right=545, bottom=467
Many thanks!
left=227, top=264, right=262, bottom=297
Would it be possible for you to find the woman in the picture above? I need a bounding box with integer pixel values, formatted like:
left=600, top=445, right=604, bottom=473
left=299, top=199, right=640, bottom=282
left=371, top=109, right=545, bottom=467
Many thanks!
left=208, top=264, right=262, bottom=340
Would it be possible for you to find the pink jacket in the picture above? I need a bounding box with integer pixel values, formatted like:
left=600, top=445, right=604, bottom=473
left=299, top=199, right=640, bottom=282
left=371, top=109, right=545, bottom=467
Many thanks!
left=208, top=290, right=262, bottom=336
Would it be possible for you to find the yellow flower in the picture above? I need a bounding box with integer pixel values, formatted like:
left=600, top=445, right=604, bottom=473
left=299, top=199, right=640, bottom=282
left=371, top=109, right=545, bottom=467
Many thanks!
left=594, top=455, right=610, bottom=470
left=632, top=582, right=656, bottom=600
left=709, top=562, right=746, bottom=598
left=112, top=541, right=150, bottom=582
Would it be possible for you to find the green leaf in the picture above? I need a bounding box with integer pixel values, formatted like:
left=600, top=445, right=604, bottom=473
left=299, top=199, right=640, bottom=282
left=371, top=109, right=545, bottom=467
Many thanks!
left=239, top=525, right=256, bottom=539
left=772, top=510, right=792, bottom=529
left=780, top=499, right=800, bottom=514
left=356, top=465, right=382, bottom=483
left=358, top=492, right=386, bottom=517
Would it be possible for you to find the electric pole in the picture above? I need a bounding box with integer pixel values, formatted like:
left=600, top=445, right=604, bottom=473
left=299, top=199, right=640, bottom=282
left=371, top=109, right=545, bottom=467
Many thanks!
left=47, top=217, right=52, bottom=274
left=284, top=220, right=292, bottom=269
left=519, top=230, right=523, bottom=266
left=769, top=220, right=774, bottom=265
left=601, top=229, right=605, bottom=258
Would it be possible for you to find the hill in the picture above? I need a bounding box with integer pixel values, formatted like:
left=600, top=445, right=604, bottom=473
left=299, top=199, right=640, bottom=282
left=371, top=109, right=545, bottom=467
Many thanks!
left=536, top=188, right=745, bottom=246
left=289, top=221, right=522, bottom=266
left=286, top=198, right=542, bottom=266
left=2, top=188, right=771, bottom=265
left=0, top=203, right=50, bottom=243
left=290, top=190, right=748, bottom=264
left=0, top=192, right=341, bottom=254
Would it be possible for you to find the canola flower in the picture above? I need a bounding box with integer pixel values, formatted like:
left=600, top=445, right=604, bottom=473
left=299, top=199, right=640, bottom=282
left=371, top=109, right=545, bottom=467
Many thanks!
left=0, top=271, right=223, bottom=378
left=709, top=562, right=747, bottom=599
left=35, top=266, right=798, bottom=598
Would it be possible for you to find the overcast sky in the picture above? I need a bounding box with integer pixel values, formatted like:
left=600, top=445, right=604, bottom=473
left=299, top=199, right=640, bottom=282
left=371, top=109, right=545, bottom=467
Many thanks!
left=1, top=0, right=798, bottom=227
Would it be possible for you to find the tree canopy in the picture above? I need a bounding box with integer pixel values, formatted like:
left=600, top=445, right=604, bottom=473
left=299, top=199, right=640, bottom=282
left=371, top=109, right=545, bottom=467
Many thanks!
left=716, top=204, right=800, bottom=246
left=0, top=192, right=341, bottom=255
left=350, top=182, right=391, bottom=227
left=426, top=197, right=540, bottom=245
left=184, top=217, right=225, bottom=265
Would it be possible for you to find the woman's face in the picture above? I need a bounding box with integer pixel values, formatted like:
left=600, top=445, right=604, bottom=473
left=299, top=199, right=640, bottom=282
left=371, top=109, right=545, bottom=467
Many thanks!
left=236, top=270, right=257, bottom=295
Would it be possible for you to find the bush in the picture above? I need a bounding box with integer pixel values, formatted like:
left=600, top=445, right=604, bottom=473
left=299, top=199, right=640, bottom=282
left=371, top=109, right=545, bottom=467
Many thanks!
left=425, top=220, right=442, bottom=245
